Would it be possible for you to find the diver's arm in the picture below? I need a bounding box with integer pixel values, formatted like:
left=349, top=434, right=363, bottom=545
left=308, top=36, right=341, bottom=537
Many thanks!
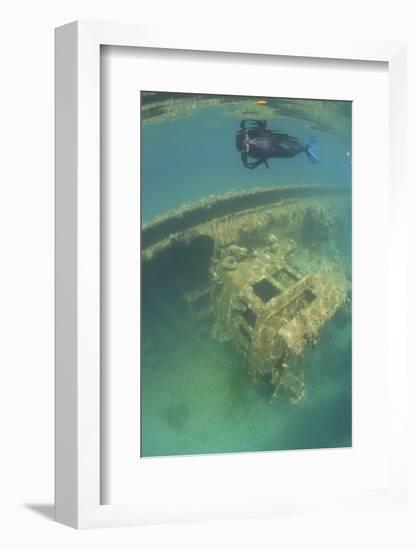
left=241, top=152, right=263, bottom=169
left=245, top=157, right=268, bottom=170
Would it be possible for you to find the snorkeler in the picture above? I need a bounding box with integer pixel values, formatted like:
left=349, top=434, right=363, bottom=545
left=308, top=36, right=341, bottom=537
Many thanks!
left=236, top=119, right=319, bottom=170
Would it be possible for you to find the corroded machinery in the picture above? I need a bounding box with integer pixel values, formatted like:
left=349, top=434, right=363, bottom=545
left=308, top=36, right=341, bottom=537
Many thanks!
left=142, top=186, right=350, bottom=404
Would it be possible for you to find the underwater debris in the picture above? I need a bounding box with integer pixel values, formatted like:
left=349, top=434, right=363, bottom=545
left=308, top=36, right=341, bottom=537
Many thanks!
left=142, top=185, right=350, bottom=404
left=222, top=256, right=238, bottom=271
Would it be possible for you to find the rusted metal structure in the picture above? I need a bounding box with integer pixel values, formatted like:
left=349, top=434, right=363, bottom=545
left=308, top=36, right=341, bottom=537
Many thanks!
left=142, top=186, right=350, bottom=404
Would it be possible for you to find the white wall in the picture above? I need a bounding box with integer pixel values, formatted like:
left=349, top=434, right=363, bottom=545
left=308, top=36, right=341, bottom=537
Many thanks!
left=0, top=0, right=415, bottom=547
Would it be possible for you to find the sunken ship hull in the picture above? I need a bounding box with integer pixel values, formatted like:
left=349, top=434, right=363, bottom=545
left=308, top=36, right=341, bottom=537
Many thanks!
left=142, top=186, right=351, bottom=404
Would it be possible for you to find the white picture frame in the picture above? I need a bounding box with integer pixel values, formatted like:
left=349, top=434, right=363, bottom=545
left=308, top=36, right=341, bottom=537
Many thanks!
left=55, top=21, right=407, bottom=529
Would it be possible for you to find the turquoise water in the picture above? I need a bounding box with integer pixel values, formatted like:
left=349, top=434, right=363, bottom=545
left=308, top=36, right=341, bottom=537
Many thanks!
left=141, top=102, right=351, bottom=222
left=141, top=95, right=352, bottom=457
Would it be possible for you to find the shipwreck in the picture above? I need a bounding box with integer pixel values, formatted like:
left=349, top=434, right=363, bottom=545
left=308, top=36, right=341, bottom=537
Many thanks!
left=142, top=185, right=351, bottom=405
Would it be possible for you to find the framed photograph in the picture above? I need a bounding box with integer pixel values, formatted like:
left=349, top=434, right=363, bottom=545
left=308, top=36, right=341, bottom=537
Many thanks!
left=55, top=22, right=407, bottom=528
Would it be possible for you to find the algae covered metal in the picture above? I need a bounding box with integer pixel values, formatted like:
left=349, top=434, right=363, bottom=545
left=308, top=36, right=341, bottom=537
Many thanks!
left=142, top=185, right=350, bottom=404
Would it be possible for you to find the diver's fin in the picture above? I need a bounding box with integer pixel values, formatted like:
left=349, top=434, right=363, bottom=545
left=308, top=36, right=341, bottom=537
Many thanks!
left=305, top=145, right=319, bottom=164
left=264, top=158, right=269, bottom=169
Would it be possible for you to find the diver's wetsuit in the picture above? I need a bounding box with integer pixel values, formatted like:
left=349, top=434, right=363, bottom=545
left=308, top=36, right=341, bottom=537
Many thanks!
left=236, top=120, right=318, bottom=169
